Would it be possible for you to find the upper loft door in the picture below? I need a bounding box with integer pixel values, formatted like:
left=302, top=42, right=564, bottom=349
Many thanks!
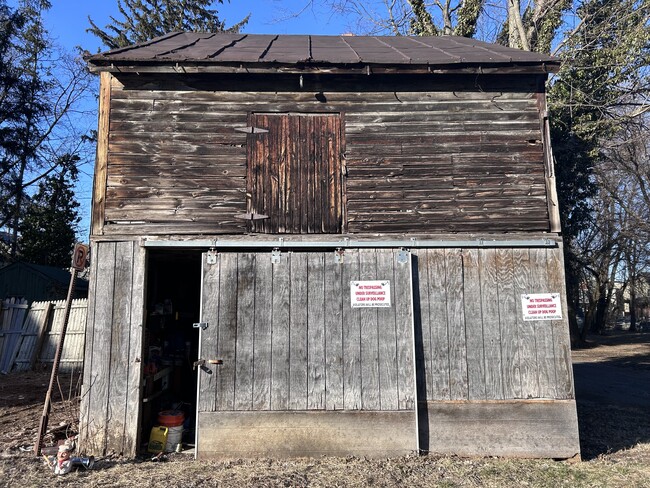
left=247, top=113, right=343, bottom=234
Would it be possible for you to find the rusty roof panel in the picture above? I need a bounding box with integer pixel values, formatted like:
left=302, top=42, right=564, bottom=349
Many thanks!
left=311, top=36, right=361, bottom=63
left=87, top=33, right=559, bottom=72
left=183, top=33, right=247, bottom=59
left=214, top=34, right=275, bottom=62
left=261, top=35, right=312, bottom=62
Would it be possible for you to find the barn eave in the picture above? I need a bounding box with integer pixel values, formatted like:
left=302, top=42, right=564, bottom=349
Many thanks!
left=86, top=60, right=560, bottom=75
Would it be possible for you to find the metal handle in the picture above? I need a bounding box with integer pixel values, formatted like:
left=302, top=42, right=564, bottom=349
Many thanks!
left=193, top=358, right=223, bottom=370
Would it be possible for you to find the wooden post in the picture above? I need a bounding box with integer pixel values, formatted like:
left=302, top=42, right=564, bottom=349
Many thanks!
left=34, top=243, right=88, bottom=456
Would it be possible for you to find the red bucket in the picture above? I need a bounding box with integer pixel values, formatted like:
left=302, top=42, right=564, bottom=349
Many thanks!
left=157, top=410, right=184, bottom=427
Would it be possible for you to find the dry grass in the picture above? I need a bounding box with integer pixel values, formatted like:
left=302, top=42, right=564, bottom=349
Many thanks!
left=1, top=332, right=649, bottom=487
left=2, top=448, right=649, bottom=488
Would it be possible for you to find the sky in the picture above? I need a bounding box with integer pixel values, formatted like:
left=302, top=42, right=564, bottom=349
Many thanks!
left=46, top=1, right=352, bottom=53
left=8, top=0, right=353, bottom=239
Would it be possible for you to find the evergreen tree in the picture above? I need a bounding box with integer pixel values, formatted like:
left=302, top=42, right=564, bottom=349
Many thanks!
left=88, top=0, right=249, bottom=50
left=0, top=0, right=92, bottom=260
left=1, top=0, right=52, bottom=257
left=19, top=155, right=80, bottom=267
left=0, top=1, right=26, bottom=147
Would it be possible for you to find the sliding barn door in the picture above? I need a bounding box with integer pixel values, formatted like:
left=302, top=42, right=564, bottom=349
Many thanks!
left=196, top=249, right=416, bottom=458
left=247, top=113, right=343, bottom=233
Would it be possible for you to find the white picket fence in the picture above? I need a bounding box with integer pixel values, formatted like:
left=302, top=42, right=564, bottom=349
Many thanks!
left=0, top=298, right=87, bottom=373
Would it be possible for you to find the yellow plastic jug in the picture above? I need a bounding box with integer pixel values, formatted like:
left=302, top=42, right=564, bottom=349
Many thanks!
left=148, top=426, right=168, bottom=453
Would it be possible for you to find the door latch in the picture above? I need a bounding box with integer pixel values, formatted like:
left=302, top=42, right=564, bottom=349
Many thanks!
left=192, top=322, right=209, bottom=330
left=193, top=358, right=223, bottom=372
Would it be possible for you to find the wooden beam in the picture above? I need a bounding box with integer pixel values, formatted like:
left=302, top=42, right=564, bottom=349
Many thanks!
left=421, top=399, right=580, bottom=459
left=87, top=62, right=560, bottom=76
left=91, top=72, right=111, bottom=236
left=537, top=92, right=562, bottom=233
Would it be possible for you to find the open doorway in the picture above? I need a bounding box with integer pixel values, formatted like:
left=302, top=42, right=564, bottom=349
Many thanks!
left=141, top=249, right=202, bottom=452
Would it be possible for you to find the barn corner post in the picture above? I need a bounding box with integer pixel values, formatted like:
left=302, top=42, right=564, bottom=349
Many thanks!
left=81, top=33, right=578, bottom=459
left=78, top=240, right=147, bottom=457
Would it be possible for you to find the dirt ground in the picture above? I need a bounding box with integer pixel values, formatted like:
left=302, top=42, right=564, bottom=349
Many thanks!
left=0, top=332, right=649, bottom=487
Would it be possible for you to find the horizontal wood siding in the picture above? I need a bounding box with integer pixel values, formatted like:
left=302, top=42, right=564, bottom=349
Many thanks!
left=79, top=241, right=146, bottom=456
left=100, top=74, right=549, bottom=236
left=414, top=246, right=573, bottom=402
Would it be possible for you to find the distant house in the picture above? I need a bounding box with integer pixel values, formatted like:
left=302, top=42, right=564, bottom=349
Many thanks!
left=0, top=261, right=88, bottom=303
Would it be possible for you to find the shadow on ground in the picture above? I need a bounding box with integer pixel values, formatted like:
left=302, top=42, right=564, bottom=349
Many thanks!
left=573, top=332, right=650, bottom=460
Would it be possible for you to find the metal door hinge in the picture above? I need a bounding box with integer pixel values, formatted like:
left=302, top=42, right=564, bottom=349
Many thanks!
left=233, top=212, right=269, bottom=221
left=334, top=248, right=345, bottom=264
left=397, top=248, right=410, bottom=264
left=193, top=322, right=209, bottom=330
left=271, top=248, right=281, bottom=264
left=235, top=126, right=269, bottom=134
left=206, top=249, right=217, bottom=265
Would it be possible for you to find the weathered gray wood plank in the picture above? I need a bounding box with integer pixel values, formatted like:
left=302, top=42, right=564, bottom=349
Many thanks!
left=252, top=254, right=273, bottom=410
left=79, top=243, right=100, bottom=451
left=513, top=249, right=540, bottom=399
left=107, top=241, right=134, bottom=454
left=307, top=253, right=326, bottom=409
left=427, top=249, right=450, bottom=401
left=496, top=249, right=521, bottom=399
left=289, top=253, right=308, bottom=410
left=234, top=253, right=255, bottom=410
left=215, top=252, right=238, bottom=411
left=462, top=249, right=486, bottom=400
left=86, top=241, right=116, bottom=454
left=446, top=249, right=468, bottom=400
left=324, top=251, right=344, bottom=410
left=270, top=253, right=291, bottom=410
left=199, top=252, right=221, bottom=413
left=124, top=243, right=145, bottom=455
left=342, top=250, right=362, bottom=410
left=547, top=246, right=574, bottom=399
left=480, top=249, right=504, bottom=400
left=359, top=251, right=380, bottom=410
left=377, top=251, right=398, bottom=410
left=529, top=248, right=557, bottom=398
left=394, top=250, right=415, bottom=411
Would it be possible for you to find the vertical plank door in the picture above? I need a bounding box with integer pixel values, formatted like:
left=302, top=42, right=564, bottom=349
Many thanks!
left=247, top=113, right=343, bottom=234
left=196, top=249, right=417, bottom=458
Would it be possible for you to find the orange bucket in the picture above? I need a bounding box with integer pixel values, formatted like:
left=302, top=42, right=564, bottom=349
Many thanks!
left=157, top=410, right=184, bottom=427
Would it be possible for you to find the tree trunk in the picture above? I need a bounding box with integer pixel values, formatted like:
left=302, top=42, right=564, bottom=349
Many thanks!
left=629, top=280, right=638, bottom=332
left=594, top=283, right=610, bottom=334
left=507, top=0, right=530, bottom=50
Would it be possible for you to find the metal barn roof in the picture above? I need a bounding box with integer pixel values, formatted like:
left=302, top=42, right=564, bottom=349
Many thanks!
left=86, top=32, right=559, bottom=74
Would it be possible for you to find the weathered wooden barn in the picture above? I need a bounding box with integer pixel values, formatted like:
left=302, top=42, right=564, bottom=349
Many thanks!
left=80, top=33, right=579, bottom=459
